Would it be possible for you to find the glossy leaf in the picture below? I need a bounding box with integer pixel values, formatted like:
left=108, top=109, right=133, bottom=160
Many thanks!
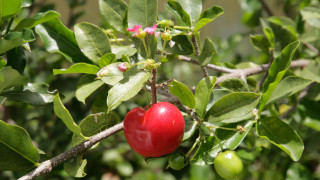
left=97, top=62, right=124, bottom=86
left=267, top=76, right=313, bottom=105
left=167, top=1, right=191, bottom=26
left=15, top=10, right=61, bottom=31
left=219, top=78, right=249, bottom=92
left=74, top=22, right=111, bottom=64
left=0, top=66, right=28, bottom=93
left=111, top=45, right=136, bottom=59
left=107, top=70, right=151, bottom=111
left=35, top=18, right=91, bottom=63
left=206, top=92, right=261, bottom=123
left=250, top=35, right=270, bottom=52
left=21, top=0, right=32, bottom=7
left=0, top=120, right=39, bottom=171
left=198, top=38, right=217, bottom=66
left=195, top=76, right=217, bottom=119
left=195, top=6, right=224, bottom=31
left=167, top=35, right=193, bottom=55
left=0, top=83, right=57, bottom=105
left=127, top=0, right=157, bottom=28
left=6, top=46, right=26, bottom=74
left=0, top=29, right=35, bottom=54
left=175, top=0, right=202, bottom=24
left=169, top=79, right=195, bottom=108
left=191, top=121, right=254, bottom=165
left=53, top=63, right=100, bottom=75
left=53, top=94, right=86, bottom=139
left=76, top=75, right=104, bottom=104
left=0, top=0, right=22, bottom=20
left=301, top=7, right=320, bottom=29
left=259, top=41, right=300, bottom=112
left=99, top=0, right=127, bottom=33
left=71, top=112, right=120, bottom=146
left=98, top=53, right=116, bottom=68
left=257, top=117, right=304, bottom=161
left=183, top=120, right=198, bottom=142
left=64, top=156, right=87, bottom=178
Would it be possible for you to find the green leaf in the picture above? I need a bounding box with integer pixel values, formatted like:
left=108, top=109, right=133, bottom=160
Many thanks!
left=132, top=34, right=157, bottom=59
left=259, top=41, right=300, bottom=112
left=198, top=38, right=217, bottom=66
left=194, top=6, right=224, bottom=31
left=0, top=66, right=28, bottom=93
left=195, top=76, right=217, bottom=119
left=0, top=83, right=57, bottom=105
left=175, top=0, right=202, bottom=24
left=169, top=79, right=196, bottom=108
left=107, top=70, right=150, bottom=111
left=260, top=17, right=298, bottom=56
left=74, top=22, right=111, bottom=64
left=99, top=53, right=116, bottom=68
left=111, top=45, right=137, bottom=59
left=35, top=18, right=91, bottom=63
left=0, top=120, right=39, bottom=171
left=167, top=35, right=193, bottom=55
left=257, top=117, right=304, bottom=161
left=219, top=79, right=249, bottom=92
left=53, top=63, right=100, bottom=75
left=267, top=76, right=313, bottom=105
left=250, top=35, right=271, bottom=52
left=298, top=60, right=320, bottom=83
left=6, top=46, right=26, bottom=74
left=286, top=163, right=313, bottom=180
left=99, top=0, right=127, bottom=33
left=53, top=94, right=86, bottom=139
left=167, top=1, right=191, bottom=26
left=206, top=92, right=261, bottom=123
left=64, top=155, right=87, bottom=178
left=0, top=0, right=22, bottom=20
left=14, top=10, right=61, bottom=31
left=97, top=62, right=124, bottom=86
left=183, top=120, right=197, bottom=142
left=127, top=0, right=157, bottom=28
left=191, top=120, right=254, bottom=165
left=76, top=75, right=104, bottom=104
left=0, top=28, right=35, bottom=54
left=300, top=7, right=320, bottom=29
left=71, top=112, right=120, bottom=146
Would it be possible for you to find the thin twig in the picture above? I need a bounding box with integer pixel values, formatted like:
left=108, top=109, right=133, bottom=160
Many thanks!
left=151, top=69, right=157, bottom=104
left=191, top=34, right=209, bottom=77
left=19, top=122, right=124, bottom=180
left=259, top=0, right=274, bottom=16
left=303, top=42, right=320, bottom=56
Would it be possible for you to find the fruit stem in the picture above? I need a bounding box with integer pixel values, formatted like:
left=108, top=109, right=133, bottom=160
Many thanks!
left=186, top=137, right=200, bottom=159
left=151, top=68, right=157, bottom=104
left=213, top=132, right=224, bottom=152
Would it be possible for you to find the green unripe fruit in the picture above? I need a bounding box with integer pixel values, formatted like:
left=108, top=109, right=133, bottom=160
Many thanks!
left=214, top=150, right=243, bottom=179
left=161, top=32, right=172, bottom=41
left=167, top=153, right=185, bottom=170
left=159, top=20, right=174, bottom=28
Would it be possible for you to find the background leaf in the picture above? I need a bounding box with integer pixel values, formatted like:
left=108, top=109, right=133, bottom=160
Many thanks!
left=206, top=92, right=261, bottom=123
left=74, top=22, right=111, bottom=64
left=169, top=79, right=195, bottom=108
left=0, top=0, right=22, bottom=20
left=53, top=63, right=99, bottom=75
left=250, top=35, right=271, bottom=52
left=300, top=7, right=320, bottom=29
left=35, top=18, right=91, bottom=63
left=0, top=66, right=28, bottom=93
left=0, top=83, right=57, bottom=105
left=257, top=117, right=304, bottom=161
left=107, top=70, right=150, bottom=111
left=167, top=1, right=191, bottom=26
left=76, top=75, right=104, bottom=104
left=175, top=0, right=202, bottom=25
left=127, top=0, right=157, bottom=28
left=298, top=60, right=320, bottom=83
left=0, top=120, right=39, bottom=171
left=0, top=29, right=35, bottom=54
left=64, top=155, right=87, bottom=178
left=99, top=0, right=127, bottom=33
left=198, top=38, right=217, bottom=66
left=259, top=41, right=300, bottom=112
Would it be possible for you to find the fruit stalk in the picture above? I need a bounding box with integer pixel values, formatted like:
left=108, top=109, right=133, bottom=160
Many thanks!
left=151, top=68, right=157, bottom=104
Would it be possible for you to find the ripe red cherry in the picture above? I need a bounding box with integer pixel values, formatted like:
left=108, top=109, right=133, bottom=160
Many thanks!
left=123, top=102, right=185, bottom=157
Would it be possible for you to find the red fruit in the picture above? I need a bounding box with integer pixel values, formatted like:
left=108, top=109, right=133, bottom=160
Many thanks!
left=124, top=102, right=185, bottom=157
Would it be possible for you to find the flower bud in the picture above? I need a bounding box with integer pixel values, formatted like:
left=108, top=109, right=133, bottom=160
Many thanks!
left=144, top=59, right=155, bottom=71
left=159, top=20, right=174, bottom=28
left=118, top=62, right=130, bottom=72
left=161, top=31, right=172, bottom=41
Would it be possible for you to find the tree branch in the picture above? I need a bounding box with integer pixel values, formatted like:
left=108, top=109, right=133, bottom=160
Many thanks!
left=151, top=69, right=157, bottom=104
left=19, top=59, right=310, bottom=180
left=19, top=122, right=124, bottom=180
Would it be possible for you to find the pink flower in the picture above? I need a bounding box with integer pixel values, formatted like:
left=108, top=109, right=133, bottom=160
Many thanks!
left=118, top=63, right=130, bottom=72
left=127, top=24, right=158, bottom=37
left=144, top=24, right=157, bottom=35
